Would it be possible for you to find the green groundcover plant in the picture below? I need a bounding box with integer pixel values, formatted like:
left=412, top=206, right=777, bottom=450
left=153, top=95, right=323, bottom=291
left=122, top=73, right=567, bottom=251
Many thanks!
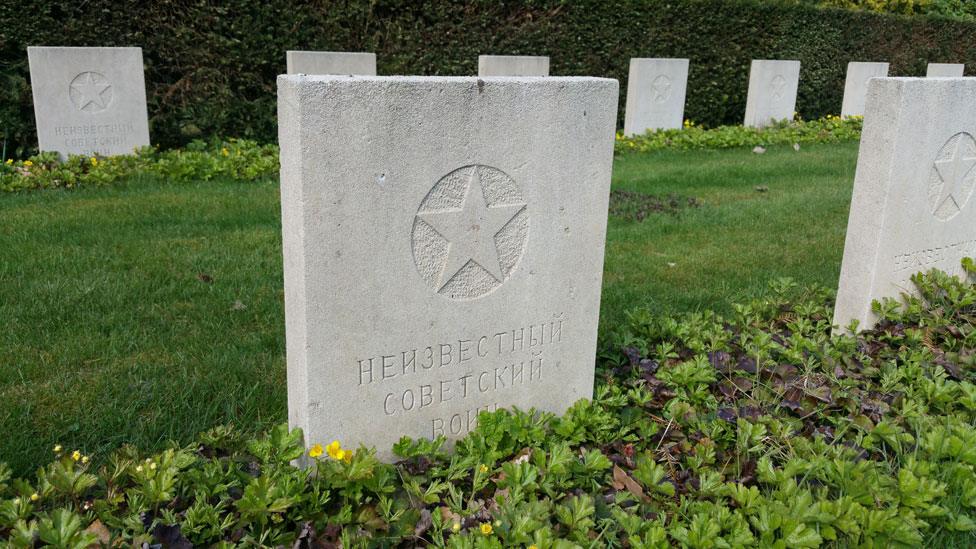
left=3, top=261, right=976, bottom=547
left=615, top=115, right=863, bottom=154
left=0, top=139, right=279, bottom=193
left=0, top=117, right=863, bottom=193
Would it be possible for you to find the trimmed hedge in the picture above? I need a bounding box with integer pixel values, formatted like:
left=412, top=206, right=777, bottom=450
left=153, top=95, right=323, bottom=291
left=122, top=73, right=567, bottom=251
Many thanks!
left=1, top=0, right=974, bottom=156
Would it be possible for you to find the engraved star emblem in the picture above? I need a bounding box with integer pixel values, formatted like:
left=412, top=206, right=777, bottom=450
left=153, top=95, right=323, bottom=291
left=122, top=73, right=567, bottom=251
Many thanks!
left=71, top=72, right=111, bottom=112
left=418, top=167, right=525, bottom=288
left=934, top=137, right=976, bottom=213
left=771, top=75, right=786, bottom=100
left=652, top=75, right=672, bottom=102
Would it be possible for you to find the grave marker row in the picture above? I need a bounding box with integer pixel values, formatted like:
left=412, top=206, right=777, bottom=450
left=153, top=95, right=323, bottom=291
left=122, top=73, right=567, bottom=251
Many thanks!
left=624, top=60, right=967, bottom=134
left=21, top=46, right=976, bottom=459
left=25, top=46, right=969, bottom=157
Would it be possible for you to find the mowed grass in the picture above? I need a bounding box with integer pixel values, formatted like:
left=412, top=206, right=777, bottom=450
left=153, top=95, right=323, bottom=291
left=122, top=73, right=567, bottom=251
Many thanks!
left=0, top=142, right=859, bottom=473
left=602, top=142, right=859, bottom=330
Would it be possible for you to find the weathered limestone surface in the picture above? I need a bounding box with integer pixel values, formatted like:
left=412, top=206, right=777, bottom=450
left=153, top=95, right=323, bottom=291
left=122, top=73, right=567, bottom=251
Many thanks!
left=28, top=46, right=150, bottom=157
left=927, top=63, right=965, bottom=77
left=278, top=76, right=618, bottom=459
left=835, top=78, right=976, bottom=331
left=478, top=56, right=549, bottom=77
left=841, top=62, right=889, bottom=118
left=623, top=58, right=689, bottom=135
left=286, top=51, right=377, bottom=75
left=743, top=59, right=800, bottom=128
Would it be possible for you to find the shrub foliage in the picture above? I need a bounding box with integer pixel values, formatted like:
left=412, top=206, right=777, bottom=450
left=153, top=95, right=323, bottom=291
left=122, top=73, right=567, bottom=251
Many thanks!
left=1, top=0, right=974, bottom=156
left=616, top=115, right=863, bottom=153
left=3, top=266, right=976, bottom=546
left=0, top=139, right=278, bottom=192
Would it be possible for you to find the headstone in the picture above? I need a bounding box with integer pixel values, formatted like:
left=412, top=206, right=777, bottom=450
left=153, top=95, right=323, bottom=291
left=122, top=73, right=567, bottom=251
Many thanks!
left=478, top=55, right=549, bottom=77
left=27, top=46, right=150, bottom=158
left=278, top=75, right=617, bottom=459
left=927, top=63, right=965, bottom=77
left=841, top=62, right=889, bottom=118
left=743, top=60, right=801, bottom=128
left=623, top=58, right=690, bottom=135
left=285, top=51, right=377, bottom=75
left=834, top=78, right=976, bottom=331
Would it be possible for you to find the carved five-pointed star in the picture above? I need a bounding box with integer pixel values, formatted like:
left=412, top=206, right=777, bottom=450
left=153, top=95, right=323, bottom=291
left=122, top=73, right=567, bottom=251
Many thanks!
left=771, top=75, right=786, bottom=99
left=71, top=73, right=111, bottom=111
left=418, top=167, right=525, bottom=288
left=652, top=76, right=671, bottom=101
left=934, top=137, right=976, bottom=213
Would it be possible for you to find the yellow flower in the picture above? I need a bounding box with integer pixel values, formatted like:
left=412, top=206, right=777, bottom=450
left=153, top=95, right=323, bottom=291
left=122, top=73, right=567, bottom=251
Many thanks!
left=81, top=456, right=90, bottom=464
left=321, top=440, right=354, bottom=462
left=136, top=465, right=144, bottom=473
left=71, top=450, right=81, bottom=462
left=479, top=523, right=493, bottom=535
left=53, top=444, right=62, bottom=453
left=90, top=157, right=98, bottom=166
left=23, top=160, right=33, bottom=167
left=326, top=440, right=343, bottom=459
left=308, top=443, right=324, bottom=458
left=221, top=147, right=229, bottom=156
left=479, top=464, right=488, bottom=473
left=528, top=545, right=538, bottom=549
left=30, top=493, right=39, bottom=502
left=4, top=159, right=11, bottom=165
left=149, top=462, right=157, bottom=470
left=452, top=522, right=461, bottom=532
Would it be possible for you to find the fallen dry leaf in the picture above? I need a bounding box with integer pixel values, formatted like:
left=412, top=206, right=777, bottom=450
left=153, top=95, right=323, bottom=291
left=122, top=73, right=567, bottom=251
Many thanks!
left=85, top=519, right=111, bottom=547
left=612, top=464, right=648, bottom=502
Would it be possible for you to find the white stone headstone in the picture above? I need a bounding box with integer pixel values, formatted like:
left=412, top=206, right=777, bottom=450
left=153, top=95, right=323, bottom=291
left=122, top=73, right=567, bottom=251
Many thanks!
left=278, top=76, right=617, bottom=459
left=478, top=55, right=549, bottom=77
left=27, top=46, right=150, bottom=158
left=927, top=63, right=965, bottom=77
left=623, top=58, right=689, bottom=135
left=285, top=51, right=377, bottom=75
left=834, top=78, right=976, bottom=331
left=841, top=62, right=889, bottom=118
left=743, top=60, right=801, bottom=128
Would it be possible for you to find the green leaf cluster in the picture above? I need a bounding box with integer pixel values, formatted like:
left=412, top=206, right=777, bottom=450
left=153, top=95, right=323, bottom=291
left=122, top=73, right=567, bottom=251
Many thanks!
left=3, top=261, right=976, bottom=545
left=615, top=115, right=862, bottom=154
left=0, top=139, right=278, bottom=192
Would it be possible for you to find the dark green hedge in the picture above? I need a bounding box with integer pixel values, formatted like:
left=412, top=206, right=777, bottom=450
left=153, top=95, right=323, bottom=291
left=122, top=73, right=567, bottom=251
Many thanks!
left=1, top=0, right=974, bottom=156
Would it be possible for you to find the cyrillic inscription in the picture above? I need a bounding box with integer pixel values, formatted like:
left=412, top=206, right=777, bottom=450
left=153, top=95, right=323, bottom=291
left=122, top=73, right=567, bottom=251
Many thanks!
left=357, top=316, right=565, bottom=438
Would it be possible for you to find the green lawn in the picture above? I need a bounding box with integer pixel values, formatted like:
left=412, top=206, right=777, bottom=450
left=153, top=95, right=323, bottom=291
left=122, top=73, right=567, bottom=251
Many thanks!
left=0, top=142, right=859, bottom=473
